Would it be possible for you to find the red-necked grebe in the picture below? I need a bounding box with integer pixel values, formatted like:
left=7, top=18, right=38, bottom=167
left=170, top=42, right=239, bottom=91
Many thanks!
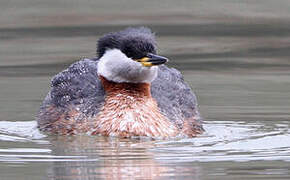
left=37, top=27, right=203, bottom=138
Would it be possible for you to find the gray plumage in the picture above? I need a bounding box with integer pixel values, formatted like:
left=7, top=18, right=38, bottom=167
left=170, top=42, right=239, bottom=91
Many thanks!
left=37, top=58, right=201, bottom=129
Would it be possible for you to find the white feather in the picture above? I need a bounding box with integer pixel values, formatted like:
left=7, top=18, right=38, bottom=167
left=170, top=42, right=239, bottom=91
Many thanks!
left=97, top=49, right=158, bottom=83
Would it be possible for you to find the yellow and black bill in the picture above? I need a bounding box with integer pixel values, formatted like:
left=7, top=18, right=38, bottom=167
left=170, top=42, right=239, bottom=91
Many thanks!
left=135, top=53, right=168, bottom=67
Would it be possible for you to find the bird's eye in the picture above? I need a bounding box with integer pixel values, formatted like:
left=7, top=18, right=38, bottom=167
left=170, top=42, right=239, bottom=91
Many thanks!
left=122, top=49, right=144, bottom=59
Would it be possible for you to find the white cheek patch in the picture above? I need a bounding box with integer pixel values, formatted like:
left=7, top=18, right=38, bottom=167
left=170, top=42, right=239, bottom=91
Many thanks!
left=97, top=49, right=158, bottom=83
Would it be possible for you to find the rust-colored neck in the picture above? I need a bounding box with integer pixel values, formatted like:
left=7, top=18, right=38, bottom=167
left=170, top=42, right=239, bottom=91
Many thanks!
left=99, top=76, right=151, bottom=97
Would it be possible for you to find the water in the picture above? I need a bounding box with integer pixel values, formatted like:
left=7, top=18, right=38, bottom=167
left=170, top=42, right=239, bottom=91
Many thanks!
left=0, top=121, right=290, bottom=179
left=1, top=0, right=290, bottom=179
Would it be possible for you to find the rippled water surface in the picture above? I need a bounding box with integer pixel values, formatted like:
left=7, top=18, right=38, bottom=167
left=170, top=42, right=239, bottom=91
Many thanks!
left=1, top=0, right=290, bottom=179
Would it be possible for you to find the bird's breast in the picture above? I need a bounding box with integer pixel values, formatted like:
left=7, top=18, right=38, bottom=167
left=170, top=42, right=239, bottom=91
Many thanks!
left=91, top=77, right=178, bottom=138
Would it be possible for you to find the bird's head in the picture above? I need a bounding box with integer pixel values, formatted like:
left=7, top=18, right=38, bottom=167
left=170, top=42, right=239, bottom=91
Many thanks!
left=97, top=27, right=168, bottom=83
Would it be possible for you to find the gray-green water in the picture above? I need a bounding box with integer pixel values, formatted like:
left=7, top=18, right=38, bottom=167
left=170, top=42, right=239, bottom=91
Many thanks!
left=1, top=0, right=290, bottom=179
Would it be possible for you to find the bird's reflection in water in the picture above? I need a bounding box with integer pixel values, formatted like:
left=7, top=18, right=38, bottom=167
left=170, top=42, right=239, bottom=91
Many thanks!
left=47, top=135, right=201, bottom=179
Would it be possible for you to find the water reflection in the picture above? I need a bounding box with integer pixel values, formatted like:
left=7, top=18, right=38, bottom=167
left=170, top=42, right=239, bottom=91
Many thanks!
left=0, top=120, right=290, bottom=179
left=48, top=136, right=201, bottom=179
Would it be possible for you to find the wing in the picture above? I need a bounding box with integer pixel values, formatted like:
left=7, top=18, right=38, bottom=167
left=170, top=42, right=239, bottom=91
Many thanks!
left=37, top=58, right=105, bottom=128
left=151, top=65, right=202, bottom=130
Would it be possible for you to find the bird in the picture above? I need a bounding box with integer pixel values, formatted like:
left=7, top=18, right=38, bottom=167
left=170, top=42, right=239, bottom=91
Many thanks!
left=37, top=27, right=203, bottom=138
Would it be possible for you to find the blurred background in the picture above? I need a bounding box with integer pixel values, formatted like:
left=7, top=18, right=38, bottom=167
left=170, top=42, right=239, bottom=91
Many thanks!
left=1, top=0, right=290, bottom=179
left=1, top=0, right=289, bottom=121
